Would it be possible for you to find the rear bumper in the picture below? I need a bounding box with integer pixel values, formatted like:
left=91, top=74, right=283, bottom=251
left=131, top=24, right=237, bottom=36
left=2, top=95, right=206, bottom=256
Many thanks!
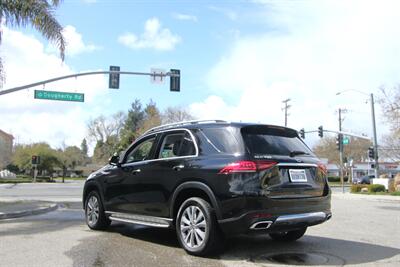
left=218, top=195, right=331, bottom=235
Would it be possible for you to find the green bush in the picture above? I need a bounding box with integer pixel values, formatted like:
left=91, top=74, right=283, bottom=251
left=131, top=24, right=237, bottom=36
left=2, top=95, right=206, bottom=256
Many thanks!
left=328, top=176, right=349, bottom=183
left=368, top=184, right=386, bottom=193
left=351, top=184, right=367, bottom=193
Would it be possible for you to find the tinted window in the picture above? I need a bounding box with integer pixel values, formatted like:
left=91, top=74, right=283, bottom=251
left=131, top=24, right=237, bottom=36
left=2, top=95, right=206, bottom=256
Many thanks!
left=199, top=127, right=243, bottom=154
left=158, top=131, right=196, bottom=159
left=125, top=137, right=155, bottom=163
left=241, top=126, right=313, bottom=157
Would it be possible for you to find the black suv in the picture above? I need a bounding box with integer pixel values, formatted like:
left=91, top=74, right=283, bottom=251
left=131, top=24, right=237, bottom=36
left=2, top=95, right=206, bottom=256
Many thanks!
left=83, top=120, right=331, bottom=255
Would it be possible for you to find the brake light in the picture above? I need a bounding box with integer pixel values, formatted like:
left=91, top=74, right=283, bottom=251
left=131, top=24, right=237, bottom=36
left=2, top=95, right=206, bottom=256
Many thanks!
left=317, top=163, right=327, bottom=175
left=219, top=160, right=277, bottom=174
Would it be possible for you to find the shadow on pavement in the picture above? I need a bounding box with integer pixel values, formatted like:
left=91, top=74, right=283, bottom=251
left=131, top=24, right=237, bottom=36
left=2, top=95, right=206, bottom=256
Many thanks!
left=221, top=234, right=400, bottom=266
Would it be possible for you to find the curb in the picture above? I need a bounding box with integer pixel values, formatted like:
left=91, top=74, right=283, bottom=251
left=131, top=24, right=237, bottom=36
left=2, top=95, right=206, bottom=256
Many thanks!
left=0, top=203, right=58, bottom=220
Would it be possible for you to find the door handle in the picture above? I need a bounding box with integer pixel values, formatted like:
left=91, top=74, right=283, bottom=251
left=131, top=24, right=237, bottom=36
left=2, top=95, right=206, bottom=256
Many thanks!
left=131, top=169, right=141, bottom=175
left=172, top=165, right=184, bottom=171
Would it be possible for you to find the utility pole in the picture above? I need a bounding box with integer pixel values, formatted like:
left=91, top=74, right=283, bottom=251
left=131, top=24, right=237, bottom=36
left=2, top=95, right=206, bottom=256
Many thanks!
left=370, top=93, right=379, bottom=178
left=282, top=98, right=291, bottom=127
left=338, top=108, right=347, bottom=192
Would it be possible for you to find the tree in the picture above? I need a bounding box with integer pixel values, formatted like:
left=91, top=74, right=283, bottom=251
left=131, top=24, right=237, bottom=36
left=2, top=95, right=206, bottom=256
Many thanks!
left=162, top=106, right=195, bottom=124
left=379, top=85, right=400, bottom=160
left=137, top=100, right=162, bottom=136
left=313, top=136, right=372, bottom=165
left=81, top=138, right=88, bottom=157
left=119, top=99, right=145, bottom=149
left=12, top=142, right=59, bottom=174
left=0, top=0, right=66, bottom=86
left=87, top=111, right=126, bottom=162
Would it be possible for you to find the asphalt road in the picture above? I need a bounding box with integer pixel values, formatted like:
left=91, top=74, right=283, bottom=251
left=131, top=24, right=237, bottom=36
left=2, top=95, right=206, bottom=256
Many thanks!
left=0, top=182, right=399, bottom=267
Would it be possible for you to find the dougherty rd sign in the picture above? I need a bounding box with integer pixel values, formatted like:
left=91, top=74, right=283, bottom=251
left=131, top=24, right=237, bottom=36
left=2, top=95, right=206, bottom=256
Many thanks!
left=34, top=90, right=84, bottom=102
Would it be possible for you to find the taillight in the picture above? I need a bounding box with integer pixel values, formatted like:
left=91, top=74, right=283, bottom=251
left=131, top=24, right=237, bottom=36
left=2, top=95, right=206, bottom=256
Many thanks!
left=317, top=163, right=327, bottom=175
left=219, top=160, right=277, bottom=174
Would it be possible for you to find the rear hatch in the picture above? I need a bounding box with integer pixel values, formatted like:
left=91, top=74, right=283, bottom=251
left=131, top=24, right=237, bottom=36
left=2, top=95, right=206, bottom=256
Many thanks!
left=241, top=125, right=327, bottom=198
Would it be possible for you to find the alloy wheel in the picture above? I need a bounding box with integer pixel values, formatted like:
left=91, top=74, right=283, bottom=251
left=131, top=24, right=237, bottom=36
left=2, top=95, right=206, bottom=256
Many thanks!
left=180, top=205, right=207, bottom=249
left=86, top=195, right=100, bottom=227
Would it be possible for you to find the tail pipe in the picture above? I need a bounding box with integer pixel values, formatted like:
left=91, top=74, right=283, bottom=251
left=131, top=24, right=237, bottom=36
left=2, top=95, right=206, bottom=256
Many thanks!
left=249, top=221, right=273, bottom=230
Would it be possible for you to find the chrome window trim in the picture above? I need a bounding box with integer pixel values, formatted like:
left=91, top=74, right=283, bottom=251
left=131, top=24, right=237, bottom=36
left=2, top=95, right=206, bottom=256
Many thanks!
left=121, top=128, right=199, bottom=167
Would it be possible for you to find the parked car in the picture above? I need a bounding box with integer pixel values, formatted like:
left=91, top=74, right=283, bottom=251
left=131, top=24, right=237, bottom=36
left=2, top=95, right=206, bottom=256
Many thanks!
left=353, top=174, right=375, bottom=184
left=83, top=120, right=332, bottom=256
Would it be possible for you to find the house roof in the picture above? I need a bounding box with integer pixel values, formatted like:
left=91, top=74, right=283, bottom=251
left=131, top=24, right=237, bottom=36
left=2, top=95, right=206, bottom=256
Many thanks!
left=0, top=129, right=14, bottom=140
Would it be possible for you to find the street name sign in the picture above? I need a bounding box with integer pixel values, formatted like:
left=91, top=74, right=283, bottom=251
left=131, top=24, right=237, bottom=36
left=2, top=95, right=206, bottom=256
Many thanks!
left=34, top=90, right=84, bottom=102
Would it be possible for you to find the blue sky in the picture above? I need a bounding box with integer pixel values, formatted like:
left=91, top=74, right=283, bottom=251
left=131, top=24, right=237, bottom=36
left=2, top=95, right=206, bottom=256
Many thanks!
left=1, top=0, right=399, bottom=151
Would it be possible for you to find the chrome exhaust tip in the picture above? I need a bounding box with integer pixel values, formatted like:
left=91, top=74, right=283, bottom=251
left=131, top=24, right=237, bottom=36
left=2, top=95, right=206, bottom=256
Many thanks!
left=326, top=213, right=332, bottom=220
left=250, top=221, right=273, bottom=230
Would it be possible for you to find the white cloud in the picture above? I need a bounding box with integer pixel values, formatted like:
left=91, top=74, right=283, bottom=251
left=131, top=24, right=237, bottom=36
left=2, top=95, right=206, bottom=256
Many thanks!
left=47, top=25, right=101, bottom=56
left=118, top=18, right=181, bottom=51
left=191, top=1, right=397, bottom=146
left=172, top=13, right=198, bottom=22
left=0, top=26, right=108, bottom=149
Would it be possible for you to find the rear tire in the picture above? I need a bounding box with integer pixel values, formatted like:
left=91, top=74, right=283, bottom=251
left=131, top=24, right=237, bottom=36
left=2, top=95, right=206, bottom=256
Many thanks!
left=176, top=197, right=223, bottom=256
left=269, top=227, right=307, bottom=242
left=85, top=191, right=111, bottom=230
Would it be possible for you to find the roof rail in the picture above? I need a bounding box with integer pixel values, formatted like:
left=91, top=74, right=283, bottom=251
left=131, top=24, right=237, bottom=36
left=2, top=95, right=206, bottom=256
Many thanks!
left=144, top=119, right=228, bottom=135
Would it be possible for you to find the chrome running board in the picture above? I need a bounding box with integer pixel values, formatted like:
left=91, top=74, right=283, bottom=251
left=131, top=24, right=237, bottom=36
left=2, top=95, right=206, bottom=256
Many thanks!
left=106, top=211, right=172, bottom=228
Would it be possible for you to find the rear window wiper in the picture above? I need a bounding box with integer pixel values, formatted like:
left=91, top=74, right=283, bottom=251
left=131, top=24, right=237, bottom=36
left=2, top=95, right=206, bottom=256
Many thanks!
left=289, top=150, right=309, bottom=157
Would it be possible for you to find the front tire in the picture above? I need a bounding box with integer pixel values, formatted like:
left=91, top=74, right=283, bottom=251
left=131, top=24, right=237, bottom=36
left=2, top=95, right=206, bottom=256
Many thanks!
left=269, top=227, right=307, bottom=242
left=85, top=191, right=111, bottom=230
left=176, top=197, right=223, bottom=256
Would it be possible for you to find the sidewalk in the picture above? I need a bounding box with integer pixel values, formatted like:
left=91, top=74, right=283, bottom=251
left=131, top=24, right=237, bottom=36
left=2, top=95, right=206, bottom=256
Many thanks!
left=332, top=191, right=400, bottom=203
left=0, top=201, right=58, bottom=220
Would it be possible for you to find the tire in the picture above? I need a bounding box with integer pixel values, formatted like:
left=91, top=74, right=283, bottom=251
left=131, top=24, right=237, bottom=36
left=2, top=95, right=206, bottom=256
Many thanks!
left=85, top=190, right=111, bottom=230
left=269, top=227, right=307, bottom=242
left=176, top=197, right=223, bottom=256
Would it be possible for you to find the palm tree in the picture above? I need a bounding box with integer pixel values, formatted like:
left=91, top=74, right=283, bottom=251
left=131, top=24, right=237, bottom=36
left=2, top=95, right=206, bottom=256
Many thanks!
left=0, top=0, right=66, bottom=87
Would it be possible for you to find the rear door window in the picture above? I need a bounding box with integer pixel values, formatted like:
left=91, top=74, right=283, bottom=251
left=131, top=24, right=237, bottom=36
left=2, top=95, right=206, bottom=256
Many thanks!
left=241, top=126, right=314, bottom=157
left=158, top=131, right=196, bottom=159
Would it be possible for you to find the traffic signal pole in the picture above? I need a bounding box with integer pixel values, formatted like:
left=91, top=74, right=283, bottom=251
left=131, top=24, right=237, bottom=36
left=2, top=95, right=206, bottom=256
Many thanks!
left=0, top=70, right=180, bottom=96
left=338, top=108, right=345, bottom=193
left=370, top=93, right=379, bottom=178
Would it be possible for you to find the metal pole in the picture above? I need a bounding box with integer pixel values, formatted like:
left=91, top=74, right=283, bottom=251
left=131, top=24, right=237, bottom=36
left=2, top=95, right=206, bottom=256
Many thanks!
left=0, top=70, right=179, bottom=96
left=370, top=93, right=379, bottom=178
left=339, top=108, right=344, bottom=193
left=282, top=98, right=291, bottom=127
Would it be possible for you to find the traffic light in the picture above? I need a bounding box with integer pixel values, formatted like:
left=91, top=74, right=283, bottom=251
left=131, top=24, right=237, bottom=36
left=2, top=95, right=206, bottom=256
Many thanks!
left=170, top=69, right=180, bottom=92
left=336, top=134, right=342, bottom=151
left=299, top=128, right=305, bottom=139
left=109, top=66, right=120, bottom=89
left=318, top=126, right=323, bottom=138
left=31, top=155, right=40, bottom=165
left=368, top=147, right=375, bottom=159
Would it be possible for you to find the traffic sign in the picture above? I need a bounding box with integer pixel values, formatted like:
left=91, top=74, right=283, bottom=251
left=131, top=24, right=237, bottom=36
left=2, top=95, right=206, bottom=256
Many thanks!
left=34, top=90, right=84, bottom=102
left=342, top=137, right=349, bottom=145
left=150, top=68, right=166, bottom=84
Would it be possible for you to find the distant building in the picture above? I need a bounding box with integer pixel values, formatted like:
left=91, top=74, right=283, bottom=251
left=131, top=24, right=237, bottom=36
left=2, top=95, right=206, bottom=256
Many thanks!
left=327, top=161, right=400, bottom=180
left=0, top=129, right=14, bottom=169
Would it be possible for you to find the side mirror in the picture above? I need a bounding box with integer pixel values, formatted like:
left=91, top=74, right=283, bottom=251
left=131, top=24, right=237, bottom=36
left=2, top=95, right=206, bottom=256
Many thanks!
left=109, top=154, right=120, bottom=166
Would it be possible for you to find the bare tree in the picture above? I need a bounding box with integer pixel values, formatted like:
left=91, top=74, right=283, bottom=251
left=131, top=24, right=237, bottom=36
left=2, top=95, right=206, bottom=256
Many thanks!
left=87, top=111, right=126, bottom=143
left=162, top=106, right=195, bottom=124
left=379, top=85, right=400, bottom=160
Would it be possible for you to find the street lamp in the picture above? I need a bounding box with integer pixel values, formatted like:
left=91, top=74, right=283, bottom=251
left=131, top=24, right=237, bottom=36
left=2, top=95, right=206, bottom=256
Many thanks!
left=336, top=90, right=379, bottom=178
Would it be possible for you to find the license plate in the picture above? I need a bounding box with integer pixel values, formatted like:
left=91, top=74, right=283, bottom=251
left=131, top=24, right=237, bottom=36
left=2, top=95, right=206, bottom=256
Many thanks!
left=289, top=169, right=307, bottom=182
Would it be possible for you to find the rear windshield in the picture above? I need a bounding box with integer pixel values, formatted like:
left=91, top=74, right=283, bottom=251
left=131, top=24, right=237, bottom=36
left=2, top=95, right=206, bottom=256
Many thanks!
left=241, top=126, right=314, bottom=157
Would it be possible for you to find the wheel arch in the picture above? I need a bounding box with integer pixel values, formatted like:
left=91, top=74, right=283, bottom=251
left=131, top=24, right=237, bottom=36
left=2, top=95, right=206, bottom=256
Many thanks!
left=170, top=181, right=222, bottom=220
left=82, top=181, right=102, bottom=209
